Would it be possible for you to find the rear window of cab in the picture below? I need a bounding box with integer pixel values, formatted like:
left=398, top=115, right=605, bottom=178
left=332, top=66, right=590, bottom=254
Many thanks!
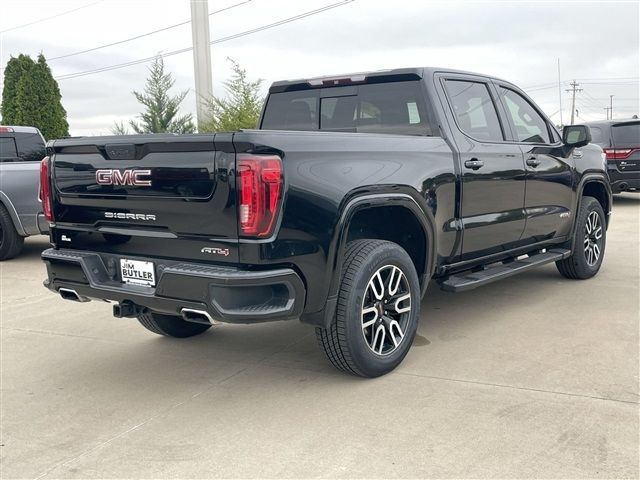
left=261, top=81, right=433, bottom=136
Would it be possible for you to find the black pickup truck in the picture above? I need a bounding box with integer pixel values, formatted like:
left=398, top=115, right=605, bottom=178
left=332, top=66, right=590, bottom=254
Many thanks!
left=41, top=67, right=611, bottom=377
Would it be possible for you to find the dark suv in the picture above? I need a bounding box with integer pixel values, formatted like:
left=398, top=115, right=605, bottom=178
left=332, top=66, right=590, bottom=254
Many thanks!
left=584, top=119, right=640, bottom=193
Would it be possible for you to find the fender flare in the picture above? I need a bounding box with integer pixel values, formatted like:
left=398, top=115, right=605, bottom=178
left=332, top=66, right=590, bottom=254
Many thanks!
left=570, top=173, right=612, bottom=254
left=0, top=191, right=27, bottom=236
left=329, top=192, right=437, bottom=299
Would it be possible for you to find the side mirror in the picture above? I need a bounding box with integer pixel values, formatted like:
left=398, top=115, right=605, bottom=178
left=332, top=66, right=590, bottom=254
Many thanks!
left=563, top=125, right=591, bottom=149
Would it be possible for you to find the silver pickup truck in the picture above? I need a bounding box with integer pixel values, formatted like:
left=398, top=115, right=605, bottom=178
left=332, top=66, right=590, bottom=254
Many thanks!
left=0, top=126, right=48, bottom=260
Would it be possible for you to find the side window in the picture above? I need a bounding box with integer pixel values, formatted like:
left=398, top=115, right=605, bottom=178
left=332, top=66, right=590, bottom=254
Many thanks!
left=0, top=137, right=19, bottom=161
left=499, top=88, right=551, bottom=144
left=14, top=132, right=46, bottom=162
left=444, top=80, right=504, bottom=142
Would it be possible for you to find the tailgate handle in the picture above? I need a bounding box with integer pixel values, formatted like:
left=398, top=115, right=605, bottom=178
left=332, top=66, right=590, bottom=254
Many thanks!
left=105, top=144, right=136, bottom=160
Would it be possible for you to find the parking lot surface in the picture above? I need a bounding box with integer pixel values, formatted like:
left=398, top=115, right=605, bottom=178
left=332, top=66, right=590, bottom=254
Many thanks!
left=1, top=194, right=638, bottom=479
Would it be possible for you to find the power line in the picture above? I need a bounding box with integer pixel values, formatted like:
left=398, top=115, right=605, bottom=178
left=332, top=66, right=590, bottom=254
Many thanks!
left=55, top=0, right=355, bottom=81
left=566, top=80, right=583, bottom=125
left=0, top=1, right=103, bottom=34
left=580, top=81, right=639, bottom=85
left=47, top=0, right=252, bottom=62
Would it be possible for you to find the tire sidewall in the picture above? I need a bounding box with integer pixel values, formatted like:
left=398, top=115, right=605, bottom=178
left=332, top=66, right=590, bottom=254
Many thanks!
left=341, top=243, right=420, bottom=377
left=0, top=205, right=23, bottom=260
left=574, top=197, right=606, bottom=276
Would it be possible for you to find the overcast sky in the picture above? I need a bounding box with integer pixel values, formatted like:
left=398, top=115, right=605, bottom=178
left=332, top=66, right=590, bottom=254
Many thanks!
left=1, top=0, right=638, bottom=137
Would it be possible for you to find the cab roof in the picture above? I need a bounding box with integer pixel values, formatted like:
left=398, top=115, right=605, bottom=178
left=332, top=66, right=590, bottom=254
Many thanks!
left=268, top=67, right=511, bottom=93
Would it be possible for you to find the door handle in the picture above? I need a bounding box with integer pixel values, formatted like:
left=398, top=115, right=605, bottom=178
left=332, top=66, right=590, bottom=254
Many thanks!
left=526, top=156, right=541, bottom=167
left=464, top=159, right=484, bottom=170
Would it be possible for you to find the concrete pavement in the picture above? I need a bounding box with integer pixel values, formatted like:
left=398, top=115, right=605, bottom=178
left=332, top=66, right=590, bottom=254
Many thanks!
left=1, top=194, right=638, bottom=479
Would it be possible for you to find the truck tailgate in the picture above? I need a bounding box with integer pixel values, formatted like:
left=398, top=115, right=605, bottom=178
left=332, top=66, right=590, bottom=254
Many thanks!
left=49, top=134, right=238, bottom=262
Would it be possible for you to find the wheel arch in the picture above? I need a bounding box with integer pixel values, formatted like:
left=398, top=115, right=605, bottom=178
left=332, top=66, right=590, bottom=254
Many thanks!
left=580, top=178, right=611, bottom=220
left=570, top=174, right=611, bottom=254
left=333, top=192, right=436, bottom=298
left=0, top=191, right=27, bottom=236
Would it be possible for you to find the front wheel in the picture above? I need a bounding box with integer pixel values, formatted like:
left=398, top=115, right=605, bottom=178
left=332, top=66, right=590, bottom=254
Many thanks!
left=316, top=240, right=421, bottom=377
left=556, top=196, right=606, bottom=279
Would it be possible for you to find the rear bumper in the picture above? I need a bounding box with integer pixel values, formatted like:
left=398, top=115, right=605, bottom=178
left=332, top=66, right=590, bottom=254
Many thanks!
left=608, top=167, right=640, bottom=192
left=42, top=248, right=306, bottom=324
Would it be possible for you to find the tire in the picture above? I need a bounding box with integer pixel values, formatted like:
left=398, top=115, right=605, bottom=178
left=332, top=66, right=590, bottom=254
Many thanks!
left=556, top=196, right=606, bottom=280
left=0, top=205, right=25, bottom=261
left=316, top=240, right=421, bottom=377
left=137, top=311, right=211, bottom=338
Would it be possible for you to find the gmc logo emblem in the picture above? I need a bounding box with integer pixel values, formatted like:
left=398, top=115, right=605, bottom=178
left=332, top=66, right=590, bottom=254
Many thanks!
left=95, top=169, right=152, bottom=186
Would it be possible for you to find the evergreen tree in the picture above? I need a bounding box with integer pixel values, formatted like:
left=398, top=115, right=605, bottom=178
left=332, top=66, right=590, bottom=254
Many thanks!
left=127, top=56, right=195, bottom=134
left=200, top=59, right=264, bottom=132
left=111, top=121, right=130, bottom=135
left=1, top=54, right=32, bottom=124
left=1, top=54, right=69, bottom=139
left=35, top=54, right=69, bottom=139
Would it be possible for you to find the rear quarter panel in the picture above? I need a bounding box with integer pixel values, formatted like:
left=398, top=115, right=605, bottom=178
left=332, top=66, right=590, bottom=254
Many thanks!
left=233, top=129, right=457, bottom=314
left=0, top=161, right=42, bottom=236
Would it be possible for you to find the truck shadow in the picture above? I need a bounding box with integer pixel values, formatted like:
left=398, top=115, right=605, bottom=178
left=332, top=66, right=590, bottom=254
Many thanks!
left=612, top=193, right=640, bottom=205
left=61, top=263, right=569, bottom=388
left=15, top=235, right=50, bottom=261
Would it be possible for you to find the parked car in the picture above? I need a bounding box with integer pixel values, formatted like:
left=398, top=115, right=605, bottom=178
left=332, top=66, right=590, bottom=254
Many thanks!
left=40, top=67, right=611, bottom=377
left=0, top=126, right=48, bottom=260
left=583, top=119, right=640, bottom=193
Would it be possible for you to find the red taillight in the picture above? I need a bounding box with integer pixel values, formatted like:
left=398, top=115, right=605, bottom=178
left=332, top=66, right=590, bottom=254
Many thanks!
left=39, top=156, right=53, bottom=222
left=0, top=126, right=14, bottom=133
left=603, top=148, right=638, bottom=160
left=237, top=154, right=282, bottom=238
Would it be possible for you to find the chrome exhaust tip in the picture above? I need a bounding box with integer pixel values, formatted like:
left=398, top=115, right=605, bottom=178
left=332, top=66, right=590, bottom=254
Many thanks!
left=59, top=288, right=90, bottom=303
left=180, top=308, right=219, bottom=325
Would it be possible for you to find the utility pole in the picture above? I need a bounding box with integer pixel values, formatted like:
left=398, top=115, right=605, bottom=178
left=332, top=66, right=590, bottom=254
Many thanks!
left=565, top=80, right=582, bottom=125
left=557, top=58, right=563, bottom=126
left=191, top=0, right=213, bottom=128
left=604, top=106, right=611, bottom=120
left=609, top=95, right=614, bottom=120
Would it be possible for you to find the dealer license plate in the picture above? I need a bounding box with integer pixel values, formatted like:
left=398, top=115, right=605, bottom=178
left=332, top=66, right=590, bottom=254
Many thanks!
left=120, top=258, right=156, bottom=287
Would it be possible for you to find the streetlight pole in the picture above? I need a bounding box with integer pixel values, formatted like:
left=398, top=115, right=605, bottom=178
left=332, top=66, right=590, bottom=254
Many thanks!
left=191, top=0, right=213, bottom=128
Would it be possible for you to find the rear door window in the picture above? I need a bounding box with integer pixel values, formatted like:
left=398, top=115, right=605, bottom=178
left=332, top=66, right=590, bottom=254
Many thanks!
left=612, top=122, right=640, bottom=147
left=14, top=132, right=46, bottom=162
left=0, top=137, right=18, bottom=162
left=443, top=80, right=504, bottom=142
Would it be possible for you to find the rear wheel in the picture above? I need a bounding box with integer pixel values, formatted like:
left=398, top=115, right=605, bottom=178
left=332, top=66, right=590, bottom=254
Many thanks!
left=556, top=196, right=606, bottom=279
left=0, top=205, right=24, bottom=261
left=316, top=240, right=420, bottom=377
left=137, top=311, right=211, bottom=338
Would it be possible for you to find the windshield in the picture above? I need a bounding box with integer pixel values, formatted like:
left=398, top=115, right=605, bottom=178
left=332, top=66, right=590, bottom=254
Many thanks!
left=261, top=81, right=432, bottom=136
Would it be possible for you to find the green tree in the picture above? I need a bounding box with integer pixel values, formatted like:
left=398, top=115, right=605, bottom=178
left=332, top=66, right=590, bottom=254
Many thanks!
left=111, top=121, right=130, bottom=135
left=125, top=56, right=195, bottom=134
left=200, top=59, right=264, bottom=132
left=1, top=54, right=69, bottom=139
